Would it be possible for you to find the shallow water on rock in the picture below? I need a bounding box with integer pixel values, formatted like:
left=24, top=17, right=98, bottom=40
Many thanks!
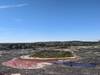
left=54, top=61, right=96, bottom=68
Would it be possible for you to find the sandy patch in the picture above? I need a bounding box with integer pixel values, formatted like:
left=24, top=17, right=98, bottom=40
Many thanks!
left=11, top=73, right=21, bottom=75
left=20, top=55, right=79, bottom=61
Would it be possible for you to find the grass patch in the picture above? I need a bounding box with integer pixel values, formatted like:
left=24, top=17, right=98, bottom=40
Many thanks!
left=30, top=50, right=73, bottom=58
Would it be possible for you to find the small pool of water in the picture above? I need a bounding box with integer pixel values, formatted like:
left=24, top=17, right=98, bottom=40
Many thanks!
left=54, top=61, right=96, bottom=68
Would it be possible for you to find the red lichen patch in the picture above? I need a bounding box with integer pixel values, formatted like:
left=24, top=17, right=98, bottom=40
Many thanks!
left=2, top=58, right=52, bottom=69
left=0, top=72, right=5, bottom=75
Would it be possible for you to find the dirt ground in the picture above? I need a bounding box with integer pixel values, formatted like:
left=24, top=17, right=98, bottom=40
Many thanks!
left=0, top=48, right=100, bottom=75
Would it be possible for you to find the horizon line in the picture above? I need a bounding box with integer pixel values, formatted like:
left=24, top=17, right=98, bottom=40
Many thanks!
left=0, top=40, right=99, bottom=43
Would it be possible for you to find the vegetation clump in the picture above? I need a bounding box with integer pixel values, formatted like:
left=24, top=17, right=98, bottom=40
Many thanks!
left=30, top=50, right=73, bottom=58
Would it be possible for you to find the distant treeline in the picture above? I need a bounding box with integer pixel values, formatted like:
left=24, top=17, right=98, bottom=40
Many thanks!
left=0, top=41, right=100, bottom=50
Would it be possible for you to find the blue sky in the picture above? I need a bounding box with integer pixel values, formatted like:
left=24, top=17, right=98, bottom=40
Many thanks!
left=0, top=0, right=100, bottom=42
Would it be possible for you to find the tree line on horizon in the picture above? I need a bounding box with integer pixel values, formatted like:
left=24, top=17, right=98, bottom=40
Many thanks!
left=0, top=41, right=100, bottom=50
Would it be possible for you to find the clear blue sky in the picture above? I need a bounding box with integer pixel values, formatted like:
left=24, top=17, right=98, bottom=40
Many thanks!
left=0, top=0, right=100, bottom=42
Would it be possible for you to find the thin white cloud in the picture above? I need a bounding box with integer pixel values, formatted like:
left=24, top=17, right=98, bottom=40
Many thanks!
left=0, top=3, right=28, bottom=9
